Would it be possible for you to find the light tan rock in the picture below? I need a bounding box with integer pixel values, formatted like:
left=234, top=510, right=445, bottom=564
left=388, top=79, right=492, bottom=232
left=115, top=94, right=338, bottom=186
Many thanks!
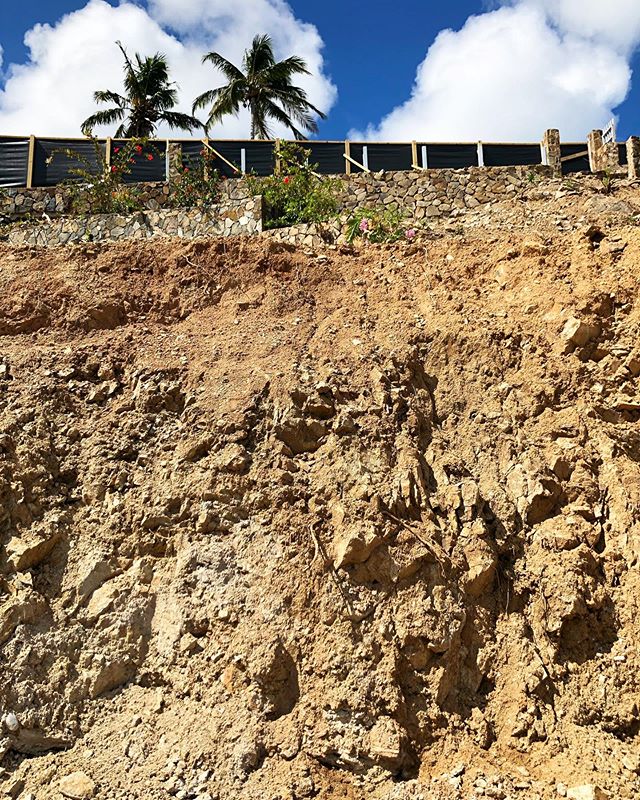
left=333, top=525, right=381, bottom=569
left=85, top=582, right=119, bottom=622
left=59, top=771, right=95, bottom=799
left=5, top=531, right=61, bottom=572
left=566, top=786, right=608, bottom=800
left=367, top=717, right=406, bottom=767
left=562, top=317, right=600, bottom=348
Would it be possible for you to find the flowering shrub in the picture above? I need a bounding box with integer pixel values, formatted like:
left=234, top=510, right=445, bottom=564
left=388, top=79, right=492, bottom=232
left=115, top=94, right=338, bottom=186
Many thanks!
left=52, top=133, right=158, bottom=214
left=346, top=205, right=414, bottom=244
left=247, top=140, right=341, bottom=229
left=170, top=148, right=222, bottom=208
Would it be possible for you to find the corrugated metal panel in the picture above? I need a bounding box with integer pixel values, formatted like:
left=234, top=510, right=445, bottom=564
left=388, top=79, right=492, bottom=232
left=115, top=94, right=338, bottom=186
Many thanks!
left=483, top=144, right=542, bottom=167
left=560, top=144, right=589, bottom=174
left=32, top=138, right=105, bottom=186
left=243, top=141, right=275, bottom=176
left=365, top=144, right=413, bottom=172
left=618, top=143, right=628, bottom=166
left=347, top=143, right=366, bottom=173
left=0, top=137, right=30, bottom=187
left=422, top=144, right=478, bottom=169
left=301, top=142, right=344, bottom=175
left=180, top=141, right=242, bottom=178
left=112, top=140, right=166, bottom=184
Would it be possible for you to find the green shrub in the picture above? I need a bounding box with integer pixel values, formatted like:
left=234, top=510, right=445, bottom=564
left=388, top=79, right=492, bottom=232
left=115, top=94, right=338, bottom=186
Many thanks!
left=51, top=133, right=159, bottom=215
left=247, top=140, right=341, bottom=229
left=170, top=147, right=222, bottom=208
left=346, top=205, right=414, bottom=244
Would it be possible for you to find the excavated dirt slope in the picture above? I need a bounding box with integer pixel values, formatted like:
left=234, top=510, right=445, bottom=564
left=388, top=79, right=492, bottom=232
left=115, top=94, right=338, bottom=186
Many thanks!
left=2, top=181, right=640, bottom=800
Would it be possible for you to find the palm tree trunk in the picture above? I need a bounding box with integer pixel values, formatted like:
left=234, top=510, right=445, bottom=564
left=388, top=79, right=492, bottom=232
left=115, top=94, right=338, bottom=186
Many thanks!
left=250, top=100, right=257, bottom=139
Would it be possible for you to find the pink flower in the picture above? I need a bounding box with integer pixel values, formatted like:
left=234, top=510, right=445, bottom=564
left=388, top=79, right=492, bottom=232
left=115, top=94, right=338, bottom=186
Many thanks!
left=114, top=147, right=120, bottom=154
left=359, top=218, right=370, bottom=232
left=147, top=154, right=154, bottom=161
left=135, top=144, right=143, bottom=153
left=405, top=228, right=416, bottom=239
left=283, top=176, right=290, bottom=184
left=110, top=166, right=117, bottom=173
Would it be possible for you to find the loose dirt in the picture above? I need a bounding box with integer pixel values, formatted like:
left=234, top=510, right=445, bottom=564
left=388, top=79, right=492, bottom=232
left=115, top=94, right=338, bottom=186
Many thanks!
left=2, top=182, right=640, bottom=800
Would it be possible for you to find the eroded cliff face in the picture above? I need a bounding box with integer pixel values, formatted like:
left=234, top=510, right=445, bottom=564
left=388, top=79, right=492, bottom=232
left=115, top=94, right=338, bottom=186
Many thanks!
left=2, top=189, right=640, bottom=800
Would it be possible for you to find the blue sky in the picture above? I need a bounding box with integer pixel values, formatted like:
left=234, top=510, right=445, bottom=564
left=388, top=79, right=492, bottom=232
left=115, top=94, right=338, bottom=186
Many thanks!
left=1, top=0, right=640, bottom=141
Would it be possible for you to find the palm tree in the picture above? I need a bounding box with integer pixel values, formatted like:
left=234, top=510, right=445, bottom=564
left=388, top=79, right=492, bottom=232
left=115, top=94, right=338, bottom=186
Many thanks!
left=81, top=42, right=201, bottom=138
left=193, top=34, right=326, bottom=140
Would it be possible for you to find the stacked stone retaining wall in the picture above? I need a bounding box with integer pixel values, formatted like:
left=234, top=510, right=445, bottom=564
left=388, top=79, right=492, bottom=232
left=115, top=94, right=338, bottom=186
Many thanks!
left=337, top=165, right=552, bottom=219
left=0, top=180, right=250, bottom=221
left=8, top=196, right=261, bottom=247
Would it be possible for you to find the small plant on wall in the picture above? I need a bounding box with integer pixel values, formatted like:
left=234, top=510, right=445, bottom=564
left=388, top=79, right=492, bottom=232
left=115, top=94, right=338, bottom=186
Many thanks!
left=170, top=147, right=222, bottom=208
left=346, top=205, right=415, bottom=244
left=247, top=140, right=341, bottom=229
left=51, top=133, right=158, bottom=215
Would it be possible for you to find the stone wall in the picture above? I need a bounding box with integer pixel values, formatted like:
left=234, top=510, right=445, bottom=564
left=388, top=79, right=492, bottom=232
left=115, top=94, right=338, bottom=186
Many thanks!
left=8, top=196, right=261, bottom=247
left=337, top=165, right=552, bottom=220
left=0, top=179, right=250, bottom=221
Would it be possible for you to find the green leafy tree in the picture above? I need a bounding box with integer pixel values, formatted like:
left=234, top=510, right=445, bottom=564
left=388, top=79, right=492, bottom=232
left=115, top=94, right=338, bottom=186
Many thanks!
left=81, top=41, right=201, bottom=138
left=193, top=34, right=326, bottom=139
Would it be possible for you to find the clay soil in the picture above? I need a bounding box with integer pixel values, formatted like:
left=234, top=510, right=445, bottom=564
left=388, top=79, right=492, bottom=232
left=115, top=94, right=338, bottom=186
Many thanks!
left=2, top=181, right=640, bottom=800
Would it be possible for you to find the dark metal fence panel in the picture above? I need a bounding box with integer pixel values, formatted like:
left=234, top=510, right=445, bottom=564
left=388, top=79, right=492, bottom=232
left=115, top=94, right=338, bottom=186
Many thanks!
left=422, top=143, right=478, bottom=169
left=348, top=143, right=366, bottom=173
left=560, top=144, right=589, bottom=174
left=112, top=140, right=166, bottom=183
left=181, top=140, right=204, bottom=169
left=0, top=137, right=30, bottom=187
left=365, top=143, right=413, bottom=172
left=208, top=142, right=243, bottom=177
left=180, top=141, right=242, bottom=178
left=302, top=141, right=345, bottom=174
left=243, top=141, right=275, bottom=176
left=32, top=138, right=105, bottom=186
left=618, top=143, right=628, bottom=166
left=483, top=144, right=542, bottom=167
left=8, top=137, right=636, bottom=187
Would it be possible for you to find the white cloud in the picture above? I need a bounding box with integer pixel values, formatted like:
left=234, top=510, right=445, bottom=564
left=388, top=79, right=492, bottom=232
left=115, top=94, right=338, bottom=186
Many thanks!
left=354, top=0, right=640, bottom=142
left=0, top=0, right=336, bottom=138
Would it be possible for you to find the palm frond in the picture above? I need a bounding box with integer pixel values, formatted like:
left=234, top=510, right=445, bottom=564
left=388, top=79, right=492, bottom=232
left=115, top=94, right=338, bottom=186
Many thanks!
left=93, top=90, right=126, bottom=106
left=160, top=111, right=203, bottom=133
left=192, top=87, right=223, bottom=113
left=244, top=34, right=276, bottom=76
left=81, top=107, right=126, bottom=136
left=202, top=52, right=244, bottom=82
left=262, top=99, right=306, bottom=139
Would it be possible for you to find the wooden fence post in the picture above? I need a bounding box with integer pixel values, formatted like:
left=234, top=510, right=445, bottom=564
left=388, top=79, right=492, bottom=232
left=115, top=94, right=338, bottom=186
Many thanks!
left=275, top=139, right=281, bottom=174
left=344, top=141, right=351, bottom=175
left=106, top=137, right=112, bottom=170
left=26, top=135, right=36, bottom=189
left=411, top=141, right=418, bottom=169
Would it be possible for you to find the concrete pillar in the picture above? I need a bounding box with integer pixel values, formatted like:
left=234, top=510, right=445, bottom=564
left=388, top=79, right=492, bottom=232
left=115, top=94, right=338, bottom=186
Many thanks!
left=588, top=129, right=605, bottom=172
left=167, top=142, right=183, bottom=184
left=627, top=136, right=640, bottom=179
left=543, top=129, right=562, bottom=178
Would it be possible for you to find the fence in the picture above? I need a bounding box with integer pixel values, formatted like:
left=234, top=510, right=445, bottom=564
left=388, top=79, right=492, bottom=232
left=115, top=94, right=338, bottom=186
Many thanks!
left=0, top=134, right=629, bottom=188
